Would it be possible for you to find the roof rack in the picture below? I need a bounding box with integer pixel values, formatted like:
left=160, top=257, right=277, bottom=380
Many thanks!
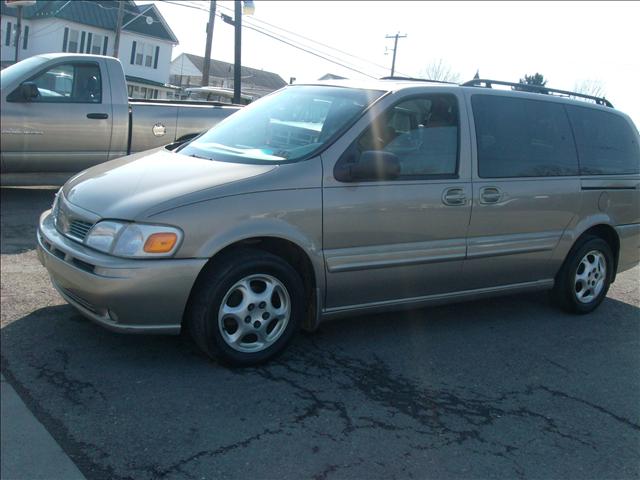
left=380, top=76, right=456, bottom=85
left=461, top=79, right=614, bottom=108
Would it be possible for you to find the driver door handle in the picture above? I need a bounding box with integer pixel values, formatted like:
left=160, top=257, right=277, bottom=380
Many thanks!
left=87, top=113, right=108, bottom=120
left=442, top=187, right=467, bottom=206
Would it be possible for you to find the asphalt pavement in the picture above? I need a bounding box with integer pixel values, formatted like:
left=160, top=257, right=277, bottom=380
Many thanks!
left=1, top=186, right=639, bottom=480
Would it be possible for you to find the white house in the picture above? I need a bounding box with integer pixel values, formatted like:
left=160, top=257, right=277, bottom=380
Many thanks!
left=170, top=52, right=287, bottom=100
left=1, top=0, right=179, bottom=99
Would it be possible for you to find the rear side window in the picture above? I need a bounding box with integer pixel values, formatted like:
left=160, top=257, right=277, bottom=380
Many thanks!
left=566, top=106, right=640, bottom=175
left=472, top=95, right=579, bottom=178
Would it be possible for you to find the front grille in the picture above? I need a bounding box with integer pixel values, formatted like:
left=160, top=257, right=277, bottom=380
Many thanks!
left=68, top=220, right=93, bottom=241
left=53, top=197, right=95, bottom=242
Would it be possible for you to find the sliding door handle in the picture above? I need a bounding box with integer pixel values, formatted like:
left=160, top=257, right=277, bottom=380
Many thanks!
left=87, top=113, right=109, bottom=120
left=480, top=187, right=503, bottom=204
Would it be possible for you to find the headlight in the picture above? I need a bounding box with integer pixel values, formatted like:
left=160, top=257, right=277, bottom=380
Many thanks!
left=84, top=221, right=182, bottom=258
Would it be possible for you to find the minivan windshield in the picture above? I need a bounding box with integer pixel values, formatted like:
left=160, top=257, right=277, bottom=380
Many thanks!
left=180, top=85, right=385, bottom=163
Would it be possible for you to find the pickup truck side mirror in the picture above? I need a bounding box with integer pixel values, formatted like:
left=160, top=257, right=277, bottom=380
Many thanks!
left=19, top=82, right=40, bottom=101
left=335, top=150, right=401, bottom=182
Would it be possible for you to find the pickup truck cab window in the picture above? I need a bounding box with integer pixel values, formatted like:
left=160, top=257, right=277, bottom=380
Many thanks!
left=180, top=85, right=384, bottom=164
left=27, top=62, right=102, bottom=103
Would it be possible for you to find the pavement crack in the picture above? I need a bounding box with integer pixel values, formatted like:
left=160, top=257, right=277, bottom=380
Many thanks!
left=535, top=385, right=640, bottom=432
left=28, top=349, right=106, bottom=406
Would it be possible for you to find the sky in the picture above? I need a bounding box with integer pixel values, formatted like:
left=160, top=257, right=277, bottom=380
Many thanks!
left=148, top=1, right=640, bottom=124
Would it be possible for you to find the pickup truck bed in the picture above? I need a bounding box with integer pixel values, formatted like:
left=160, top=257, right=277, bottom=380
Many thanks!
left=1, top=53, right=241, bottom=185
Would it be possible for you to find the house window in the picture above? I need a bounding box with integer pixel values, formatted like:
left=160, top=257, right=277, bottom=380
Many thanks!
left=145, top=44, right=154, bottom=67
left=133, top=42, right=157, bottom=68
left=22, top=25, right=29, bottom=49
left=67, top=29, right=79, bottom=53
left=127, top=85, right=134, bottom=97
left=5, top=21, right=13, bottom=47
left=91, top=34, right=104, bottom=55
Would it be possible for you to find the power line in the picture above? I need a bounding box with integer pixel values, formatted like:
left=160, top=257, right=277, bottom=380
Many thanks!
left=162, top=0, right=399, bottom=78
left=237, top=21, right=378, bottom=78
left=235, top=18, right=384, bottom=77
left=215, top=2, right=410, bottom=76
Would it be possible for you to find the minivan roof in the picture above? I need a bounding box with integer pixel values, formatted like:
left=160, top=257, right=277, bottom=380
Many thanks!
left=295, top=77, right=626, bottom=117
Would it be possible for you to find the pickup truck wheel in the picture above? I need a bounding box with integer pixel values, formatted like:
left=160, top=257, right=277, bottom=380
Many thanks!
left=187, top=249, right=304, bottom=366
left=552, top=236, right=613, bottom=314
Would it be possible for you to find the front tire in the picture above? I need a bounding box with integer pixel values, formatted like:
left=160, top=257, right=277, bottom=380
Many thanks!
left=187, top=249, right=305, bottom=366
left=552, top=236, right=613, bottom=314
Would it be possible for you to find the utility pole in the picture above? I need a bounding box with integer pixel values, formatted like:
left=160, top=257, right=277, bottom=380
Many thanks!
left=233, top=0, right=242, bottom=104
left=113, top=1, right=125, bottom=58
left=385, top=32, right=406, bottom=77
left=201, top=0, right=216, bottom=86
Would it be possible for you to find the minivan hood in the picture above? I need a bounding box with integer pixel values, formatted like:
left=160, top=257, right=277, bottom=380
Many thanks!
left=63, top=149, right=276, bottom=219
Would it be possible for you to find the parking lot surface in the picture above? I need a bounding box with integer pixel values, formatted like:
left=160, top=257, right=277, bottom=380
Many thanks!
left=1, top=187, right=639, bottom=480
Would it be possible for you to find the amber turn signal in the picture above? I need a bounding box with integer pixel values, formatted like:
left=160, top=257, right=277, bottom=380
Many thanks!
left=143, top=232, right=178, bottom=253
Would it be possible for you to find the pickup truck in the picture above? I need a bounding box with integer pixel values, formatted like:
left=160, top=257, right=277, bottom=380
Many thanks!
left=0, top=53, right=241, bottom=185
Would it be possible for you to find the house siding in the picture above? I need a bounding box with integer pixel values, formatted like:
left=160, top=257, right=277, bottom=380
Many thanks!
left=1, top=14, right=176, bottom=99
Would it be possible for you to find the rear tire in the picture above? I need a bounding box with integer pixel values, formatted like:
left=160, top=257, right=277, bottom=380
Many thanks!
left=186, top=248, right=304, bottom=366
left=552, top=236, right=613, bottom=314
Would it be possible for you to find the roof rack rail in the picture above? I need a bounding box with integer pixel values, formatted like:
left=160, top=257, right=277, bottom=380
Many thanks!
left=380, top=76, right=456, bottom=85
left=461, top=78, right=614, bottom=108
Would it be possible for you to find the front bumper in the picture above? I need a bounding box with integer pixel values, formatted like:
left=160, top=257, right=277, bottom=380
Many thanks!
left=37, top=210, right=207, bottom=334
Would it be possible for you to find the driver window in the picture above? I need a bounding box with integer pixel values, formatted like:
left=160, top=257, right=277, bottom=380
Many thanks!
left=30, top=63, right=102, bottom=103
left=348, top=94, right=459, bottom=179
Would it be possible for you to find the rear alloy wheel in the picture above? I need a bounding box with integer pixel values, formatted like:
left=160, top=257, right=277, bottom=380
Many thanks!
left=552, top=236, right=613, bottom=314
left=573, top=250, right=607, bottom=304
left=187, top=248, right=304, bottom=366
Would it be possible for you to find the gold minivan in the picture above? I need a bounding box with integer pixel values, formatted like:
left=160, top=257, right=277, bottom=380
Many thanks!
left=37, top=78, right=640, bottom=365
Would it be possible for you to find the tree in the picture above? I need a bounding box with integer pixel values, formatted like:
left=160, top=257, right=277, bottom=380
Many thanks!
left=515, top=72, right=548, bottom=93
left=420, top=59, right=461, bottom=83
left=574, top=79, right=605, bottom=98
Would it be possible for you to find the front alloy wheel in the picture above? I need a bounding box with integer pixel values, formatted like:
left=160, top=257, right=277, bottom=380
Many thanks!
left=218, top=274, right=291, bottom=353
left=187, top=248, right=304, bottom=366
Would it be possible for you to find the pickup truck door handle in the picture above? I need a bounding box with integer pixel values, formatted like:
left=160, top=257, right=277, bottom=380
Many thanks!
left=442, top=187, right=467, bottom=206
left=87, top=113, right=109, bottom=120
left=480, top=186, right=503, bottom=204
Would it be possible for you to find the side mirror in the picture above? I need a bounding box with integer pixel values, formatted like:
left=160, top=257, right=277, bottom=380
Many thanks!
left=165, top=134, right=200, bottom=152
left=20, top=82, right=40, bottom=101
left=335, top=150, right=400, bottom=182
left=165, top=140, right=186, bottom=151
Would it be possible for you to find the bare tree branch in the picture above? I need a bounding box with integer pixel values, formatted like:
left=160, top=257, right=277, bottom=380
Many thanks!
left=574, top=79, right=606, bottom=98
left=420, top=59, right=461, bottom=83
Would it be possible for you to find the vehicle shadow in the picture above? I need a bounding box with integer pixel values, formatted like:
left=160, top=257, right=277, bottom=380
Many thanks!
left=1, top=187, right=57, bottom=255
left=1, top=292, right=639, bottom=480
